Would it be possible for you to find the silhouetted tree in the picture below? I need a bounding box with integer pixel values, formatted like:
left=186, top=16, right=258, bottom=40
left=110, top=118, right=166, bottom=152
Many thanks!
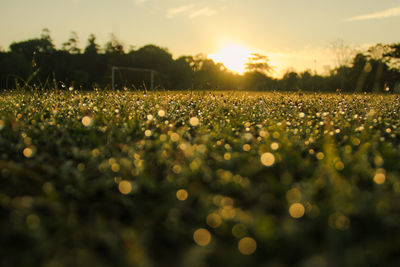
left=132, top=45, right=173, bottom=70
left=331, top=40, right=355, bottom=90
left=298, top=70, right=313, bottom=91
left=384, top=43, right=400, bottom=70
left=104, top=34, right=124, bottom=55
left=0, top=52, right=32, bottom=88
left=170, top=56, right=195, bottom=90
left=282, top=71, right=299, bottom=91
left=62, top=31, right=81, bottom=54
left=10, top=29, right=55, bottom=60
left=40, top=28, right=55, bottom=52
left=245, top=53, right=273, bottom=74
left=84, top=34, right=100, bottom=55
left=189, top=54, right=227, bottom=90
left=242, top=71, right=276, bottom=91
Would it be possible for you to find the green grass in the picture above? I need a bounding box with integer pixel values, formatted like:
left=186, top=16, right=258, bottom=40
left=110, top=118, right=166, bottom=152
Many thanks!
left=0, top=89, right=400, bottom=266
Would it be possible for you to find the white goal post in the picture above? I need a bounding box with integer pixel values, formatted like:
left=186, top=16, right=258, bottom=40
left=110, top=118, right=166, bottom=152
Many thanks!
left=111, top=66, right=159, bottom=90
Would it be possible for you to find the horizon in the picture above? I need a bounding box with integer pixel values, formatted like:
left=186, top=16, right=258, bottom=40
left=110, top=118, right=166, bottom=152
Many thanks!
left=1, top=0, right=400, bottom=77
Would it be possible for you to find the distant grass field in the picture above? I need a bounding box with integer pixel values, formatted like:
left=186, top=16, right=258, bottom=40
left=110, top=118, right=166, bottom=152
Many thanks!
left=0, top=90, right=400, bottom=266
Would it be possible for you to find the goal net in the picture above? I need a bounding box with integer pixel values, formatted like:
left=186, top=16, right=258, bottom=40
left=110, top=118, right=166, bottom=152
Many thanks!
left=111, top=66, right=162, bottom=90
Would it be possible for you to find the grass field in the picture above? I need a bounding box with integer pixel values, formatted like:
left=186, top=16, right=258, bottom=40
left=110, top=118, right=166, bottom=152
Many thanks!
left=1, top=89, right=400, bottom=266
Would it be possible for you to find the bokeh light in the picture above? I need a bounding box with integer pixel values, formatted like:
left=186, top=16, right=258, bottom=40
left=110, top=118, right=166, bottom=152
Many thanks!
left=243, top=144, right=251, bottom=152
left=23, top=147, right=34, bottom=158
left=206, top=213, right=222, bottom=228
left=374, top=172, right=386, bottom=184
left=289, top=203, right=305, bottom=219
left=176, top=189, right=188, bottom=201
left=189, top=117, right=200, bottom=126
left=193, top=228, right=211, bottom=246
left=238, top=237, right=257, bottom=255
left=270, top=142, right=279, bottom=150
left=261, top=152, right=275, bottom=166
left=158, top=110, right=166, bottom=117
left=119, top=180, right=132, bottom=195
left=81, top=116, right=93, bottom=127
left=170, top=132, right=180, bottom=142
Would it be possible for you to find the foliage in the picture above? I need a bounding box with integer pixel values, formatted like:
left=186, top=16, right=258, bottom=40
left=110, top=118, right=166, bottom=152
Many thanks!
left=104, top=34, right=125, bottom=55
left=62, top=31, right=81, bottom=55
left=1, top=90, right=400, bottom=266
left=244, top=53, right=273, bottom=74
left=84, top=34, right=100, bottom=56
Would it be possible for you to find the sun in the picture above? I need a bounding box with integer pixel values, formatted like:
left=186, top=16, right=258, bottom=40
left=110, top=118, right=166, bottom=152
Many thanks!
left=208, top=43, right=252, bottom=74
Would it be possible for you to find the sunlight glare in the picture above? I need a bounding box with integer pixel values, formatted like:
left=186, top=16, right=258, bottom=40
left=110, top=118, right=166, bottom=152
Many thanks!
left=209, top=43, right=252, bottom=74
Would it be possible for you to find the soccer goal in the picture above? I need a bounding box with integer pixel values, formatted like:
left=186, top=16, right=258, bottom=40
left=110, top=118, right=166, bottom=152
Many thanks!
left=111, top=66, right=161, bottom=90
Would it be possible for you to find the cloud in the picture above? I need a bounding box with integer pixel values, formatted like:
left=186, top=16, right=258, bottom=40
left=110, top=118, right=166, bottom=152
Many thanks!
left=346, top=5, right=400, bottom=21
left=167, top=4, right=196, bottom=18
left=166, top=4, right=216, bottom=19
left=189, top=7, right=216, bottom=19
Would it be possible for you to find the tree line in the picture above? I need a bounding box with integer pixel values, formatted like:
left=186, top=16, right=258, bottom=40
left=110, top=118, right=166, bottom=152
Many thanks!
left=0, top=29, right=399, bottom=92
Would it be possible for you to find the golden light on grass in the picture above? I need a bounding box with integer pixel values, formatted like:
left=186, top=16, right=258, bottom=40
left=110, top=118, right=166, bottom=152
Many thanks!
left=81, top=116, right=93, bottom=127
left=220, top=206, right=236, bottom=219
left=176, top=189, right=188, bottom=201
left=272, top=131, right=280, bottom=139
left=160, top=134, right=167, bottom=142
left=91, top=148, right=100, bottom=157
left=224, top=153, right=231, bottom=160
left=170, top=132, right=180, bottom=142
left=260, top=152, right=275, bottom=166
left=335, top=161, right=344, bottom=171
left=206, top=213, right=222, bottom=228
left=238, top=237, right=257, bottom=255
left=119, top=180, right=132, bottom=195
left=193, top=228, right=211, bottom=246
left=221, top=197, right=234, bottom=207
left=270, top=142, right=279, bottom=150
left=373, top=172, right=386, bottom=184
left=23, top=147, right=34, bottom=158
left=111, top=163, right=120, bottom=172
left=289, top=203, right=305, bottom=218
left=179, top=143, right=187, bottom=151
left=158, top=110, right=166, bottom=117
left=259, top=130, right=269, bottom=138
left=242, top=144, right=251, bottom=152
left=316, top=152, right=325, bottom=160
left=189, top=117, right=200, bottom=126
left=172, top=164, right=182, bottom=174
left=0, top=119, right=4, bottom=130
left=145, top=130, right=152, bottom=137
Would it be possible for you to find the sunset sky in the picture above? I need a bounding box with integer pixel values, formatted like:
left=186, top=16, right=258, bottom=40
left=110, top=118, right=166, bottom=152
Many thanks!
left=1, top=0, right=399, bottom=76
